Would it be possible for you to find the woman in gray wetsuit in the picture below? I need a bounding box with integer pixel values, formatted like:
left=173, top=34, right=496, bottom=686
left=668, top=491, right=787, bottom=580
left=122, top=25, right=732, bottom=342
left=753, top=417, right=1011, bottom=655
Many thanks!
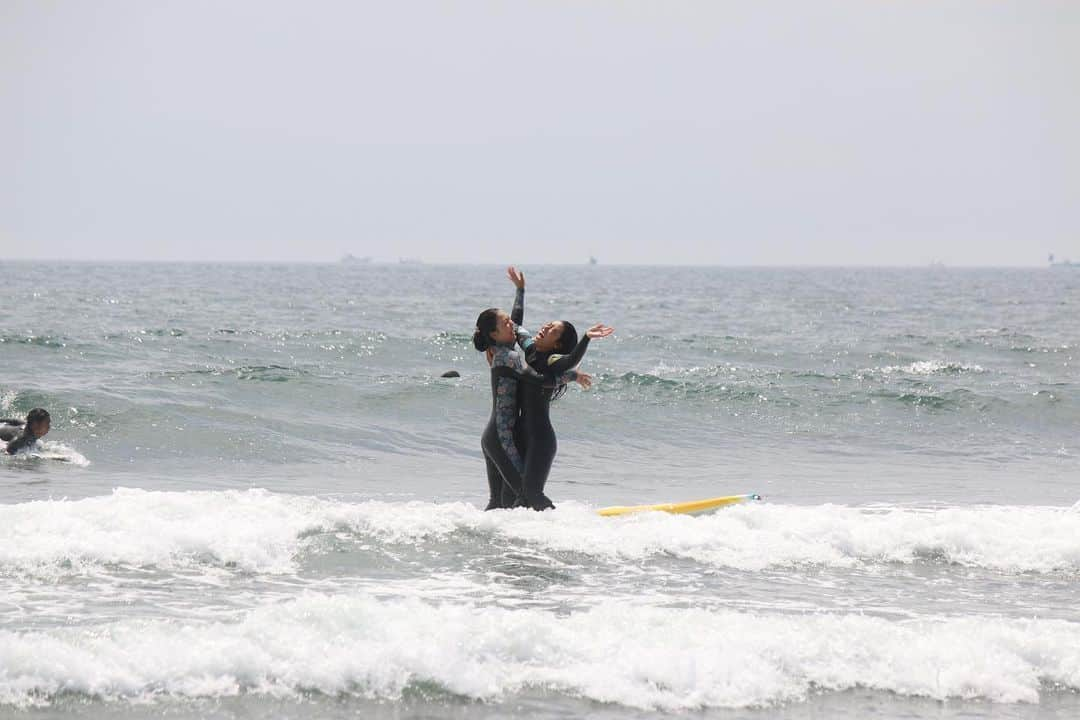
left=473, top=268, right=580, bottom=510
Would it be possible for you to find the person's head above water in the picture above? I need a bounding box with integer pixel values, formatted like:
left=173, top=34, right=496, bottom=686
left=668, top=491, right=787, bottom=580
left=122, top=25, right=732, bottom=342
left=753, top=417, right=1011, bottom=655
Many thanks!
left=26, top=408, right=50, bottom=439
left=472, top=308, right=515, bottom=351
left=532, top=321, right=578, bottom=355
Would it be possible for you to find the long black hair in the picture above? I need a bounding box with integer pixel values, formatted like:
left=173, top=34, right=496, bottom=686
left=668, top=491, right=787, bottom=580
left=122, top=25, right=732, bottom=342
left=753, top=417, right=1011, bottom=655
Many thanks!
left=528, top=320, right=578, bottom=401
left=554, top=321, right=578, bottom=355
left=472, top=308, right=499, bottom=352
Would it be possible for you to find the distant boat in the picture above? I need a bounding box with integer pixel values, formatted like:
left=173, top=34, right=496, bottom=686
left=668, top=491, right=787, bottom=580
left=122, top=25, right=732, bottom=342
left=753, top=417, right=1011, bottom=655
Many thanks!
left=339, top=254, right=371, bottom=265
left=588, top=256, right=598, bottom=266
left=1048, top=253, right=1078, bottom=267
left=399, top=257, right=424, bottom=265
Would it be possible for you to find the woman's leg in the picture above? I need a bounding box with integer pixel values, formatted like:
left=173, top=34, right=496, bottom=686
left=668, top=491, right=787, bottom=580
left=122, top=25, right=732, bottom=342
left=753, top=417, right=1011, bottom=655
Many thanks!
left=522, top=432, right=557, bottom=511
left=508, top=419, right=530, bottom=508
left=482, top=423, right=526, bottom=508
left=484, top=454, right=508, bottom=510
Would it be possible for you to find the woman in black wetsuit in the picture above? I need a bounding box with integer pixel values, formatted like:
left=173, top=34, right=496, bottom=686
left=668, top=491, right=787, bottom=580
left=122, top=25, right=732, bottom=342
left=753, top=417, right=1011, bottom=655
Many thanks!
left=515, top=320, right=612, bottom=508
left=474, top=268, right=582, bottom=511
left=475, top=267, right=612, bottom=511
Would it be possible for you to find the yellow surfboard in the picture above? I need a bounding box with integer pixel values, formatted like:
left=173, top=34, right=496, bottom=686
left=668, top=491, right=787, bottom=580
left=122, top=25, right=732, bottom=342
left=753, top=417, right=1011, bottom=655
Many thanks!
left=597, top=493, right=761, bottom=517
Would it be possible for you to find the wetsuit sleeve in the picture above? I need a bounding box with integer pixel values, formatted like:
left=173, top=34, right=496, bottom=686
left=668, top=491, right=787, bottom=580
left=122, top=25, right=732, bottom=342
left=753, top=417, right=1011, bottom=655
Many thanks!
left=516, top=327, right=533, bottom=350
left=6, top=433, right=34, bottom=455
left=512, top=349, right=545, bottom=380
left=492, top=364, right=560, bottom=389
left=510, top=287, right=535, bottom=350
left=511, top=287, right=524, bottom=326
left=542, top=336, right=591, bottom=375
left=491, top=345, right=545, bottom=381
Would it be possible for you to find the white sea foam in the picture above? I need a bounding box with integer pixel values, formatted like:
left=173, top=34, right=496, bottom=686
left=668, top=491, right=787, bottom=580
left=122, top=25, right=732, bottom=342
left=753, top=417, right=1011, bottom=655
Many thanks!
left=348, top=498, right=1080, bottom=573
left=15, top=440, right=90, bottom=466
left=0, top=488, right=346, bottom=575
left=864, top=361, right=985, bottom=377
left=0, top=594, right=1077, bottom=708
left=2, top=489, right=1079, bottom=576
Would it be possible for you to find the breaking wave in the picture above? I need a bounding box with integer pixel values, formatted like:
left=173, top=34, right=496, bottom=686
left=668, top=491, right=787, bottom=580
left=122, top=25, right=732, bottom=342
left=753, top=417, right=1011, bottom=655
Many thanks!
left=0, top=594, right=1077, bottom=708
left=2, top=489, right=1078, bottom=576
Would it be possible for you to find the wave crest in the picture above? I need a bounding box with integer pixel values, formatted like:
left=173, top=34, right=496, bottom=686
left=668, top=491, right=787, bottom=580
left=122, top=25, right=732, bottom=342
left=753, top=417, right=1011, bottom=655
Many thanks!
left=2, top=490, right=1079, bottom=576
left=0, top=595, right=1077, bottom=708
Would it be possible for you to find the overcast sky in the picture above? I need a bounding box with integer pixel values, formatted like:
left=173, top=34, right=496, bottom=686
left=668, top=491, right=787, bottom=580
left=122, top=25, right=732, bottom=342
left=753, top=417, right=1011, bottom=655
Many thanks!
left=2, top=1, right=1077, bottom=265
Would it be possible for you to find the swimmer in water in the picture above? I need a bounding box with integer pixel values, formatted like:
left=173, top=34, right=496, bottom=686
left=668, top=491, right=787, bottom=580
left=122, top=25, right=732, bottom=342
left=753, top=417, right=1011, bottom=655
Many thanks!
left=4, top=408, right=50, bottom=455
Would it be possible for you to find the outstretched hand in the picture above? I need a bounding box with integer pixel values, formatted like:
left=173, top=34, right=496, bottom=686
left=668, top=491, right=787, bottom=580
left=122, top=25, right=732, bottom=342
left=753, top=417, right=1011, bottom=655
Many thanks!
left=586, top=324, right=614, bottom=339
left=575, top=372, right=593, bottom=390
left=507, top=266, right=525, bottom=289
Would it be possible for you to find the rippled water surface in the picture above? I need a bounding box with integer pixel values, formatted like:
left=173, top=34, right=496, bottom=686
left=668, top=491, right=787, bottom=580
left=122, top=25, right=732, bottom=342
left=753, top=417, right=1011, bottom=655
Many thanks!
left=1, top=263, right=1078, bottom=718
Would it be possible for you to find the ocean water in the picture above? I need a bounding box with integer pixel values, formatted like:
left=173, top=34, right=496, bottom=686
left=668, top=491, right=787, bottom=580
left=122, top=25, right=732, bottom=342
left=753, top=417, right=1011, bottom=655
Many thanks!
left=1, top=262, right=1078, bottom=719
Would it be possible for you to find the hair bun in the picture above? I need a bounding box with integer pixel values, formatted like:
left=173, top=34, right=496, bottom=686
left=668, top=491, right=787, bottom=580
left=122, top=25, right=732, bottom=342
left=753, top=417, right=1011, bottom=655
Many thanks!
left=473, top=308, right=500, bottom=353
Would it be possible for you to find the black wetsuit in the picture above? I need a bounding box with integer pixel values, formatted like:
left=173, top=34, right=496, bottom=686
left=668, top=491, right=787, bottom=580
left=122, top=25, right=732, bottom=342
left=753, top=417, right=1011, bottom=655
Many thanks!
left=481, top=289, right=576, bottom=510
left=0, top=420, right=22, bottom=444
left=516, top=337, right=591, bottom=503
left=4, top=422, right=37, bottom=455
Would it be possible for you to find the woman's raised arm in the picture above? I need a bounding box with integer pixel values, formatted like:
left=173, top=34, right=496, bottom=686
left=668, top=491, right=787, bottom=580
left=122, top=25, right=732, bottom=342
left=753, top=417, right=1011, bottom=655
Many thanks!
left=543, top=324, right=614, bottom=375
left=507, top=266, right=526, bottom=326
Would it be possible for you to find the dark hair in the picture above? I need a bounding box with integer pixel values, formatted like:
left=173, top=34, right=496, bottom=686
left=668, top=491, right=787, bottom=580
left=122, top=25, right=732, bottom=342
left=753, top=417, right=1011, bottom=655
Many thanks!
left=555, top=321, right=578, bottom=354
left=27, top=408, right=50, bottom=425
left=539, top=321, right=579, bottom=403
left=472, top=309, right=499, bottom=352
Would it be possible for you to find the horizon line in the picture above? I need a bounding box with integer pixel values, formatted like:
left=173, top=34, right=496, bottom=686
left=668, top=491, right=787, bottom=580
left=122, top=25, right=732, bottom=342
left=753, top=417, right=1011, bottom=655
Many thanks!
left=0, top=258, right=1065, bottom=269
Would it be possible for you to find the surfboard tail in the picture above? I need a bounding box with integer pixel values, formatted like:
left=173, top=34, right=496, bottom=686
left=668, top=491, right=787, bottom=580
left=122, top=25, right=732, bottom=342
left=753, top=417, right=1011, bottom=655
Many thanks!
left=597, top=493, right=762, bottom=517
